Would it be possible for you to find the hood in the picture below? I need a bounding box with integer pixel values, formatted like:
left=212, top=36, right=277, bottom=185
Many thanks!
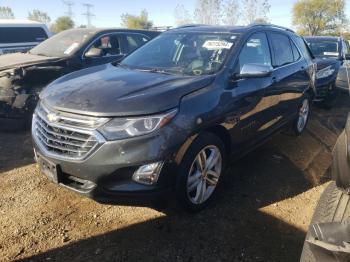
left=41, top=63, right=215, bottom=117
left=314, top=57, right=340, bottom=71
left=0, top=53, right=62, bottom=71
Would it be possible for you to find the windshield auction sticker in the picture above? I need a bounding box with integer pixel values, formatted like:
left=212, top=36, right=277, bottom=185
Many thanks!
left=202, top=40, right=233, bottom=50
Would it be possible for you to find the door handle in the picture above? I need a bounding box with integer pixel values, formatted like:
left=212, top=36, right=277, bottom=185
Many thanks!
left=272, top=76, right=277, bottom=83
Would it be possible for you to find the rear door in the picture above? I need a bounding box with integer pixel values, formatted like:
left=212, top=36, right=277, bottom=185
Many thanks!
left=267, top=31, right=310, bottom=119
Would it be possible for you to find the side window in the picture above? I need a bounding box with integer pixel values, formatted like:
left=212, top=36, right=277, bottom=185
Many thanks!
left=290, top=39, right=301, bottom=62
left=293, top=36, right=313, bottom=60
left=126, top=34, right=149, bottom=53
left=269, top=33, right=294, bottom=67
left=237, top=32, right=271, bottom=71
left=0, top=27, right=48, bottom=43
left=85, top=34, right=122, bottom=58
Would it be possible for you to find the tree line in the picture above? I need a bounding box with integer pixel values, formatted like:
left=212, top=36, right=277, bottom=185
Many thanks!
left=0, top=0, right=348, bottom=37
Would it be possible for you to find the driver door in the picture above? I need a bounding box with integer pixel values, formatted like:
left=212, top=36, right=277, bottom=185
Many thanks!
left=225, top=32, right=277, bottom=144
left=82, top=34, right=125, bottom=67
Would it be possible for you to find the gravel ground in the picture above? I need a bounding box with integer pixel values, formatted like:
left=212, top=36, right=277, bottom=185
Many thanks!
left=0, top=97, right=348, bottom=262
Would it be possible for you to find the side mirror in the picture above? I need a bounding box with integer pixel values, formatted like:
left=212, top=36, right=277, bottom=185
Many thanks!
left=237, top=63, right=273, bottom=79
left=85, top=47, right=103, bottom=58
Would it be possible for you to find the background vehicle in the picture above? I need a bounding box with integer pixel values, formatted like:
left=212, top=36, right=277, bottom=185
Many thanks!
left=0, top=20, right=50, bottom=55
left=32, top=24, right=316, bottom=211
left=0, top=28, right=159, bottom=130
left=300, top=114, right=350, bottom=262
left=305, top=36, right=350, bottom=108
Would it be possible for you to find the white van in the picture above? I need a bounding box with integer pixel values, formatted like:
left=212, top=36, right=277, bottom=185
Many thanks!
left=0, top=20, right=51, bottom=55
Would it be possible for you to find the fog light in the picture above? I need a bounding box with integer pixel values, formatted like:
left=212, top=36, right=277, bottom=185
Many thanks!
left=132, top=162, right=164, bottom=185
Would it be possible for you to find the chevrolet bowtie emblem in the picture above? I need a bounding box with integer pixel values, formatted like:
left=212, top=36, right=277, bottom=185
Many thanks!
left=47, top=113, right=59, bottom=123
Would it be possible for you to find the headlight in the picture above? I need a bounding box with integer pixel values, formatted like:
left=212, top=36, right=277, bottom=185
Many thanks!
left=99, top=109, right=178, bottom=140
left=316, top=66, right=335, bottom=79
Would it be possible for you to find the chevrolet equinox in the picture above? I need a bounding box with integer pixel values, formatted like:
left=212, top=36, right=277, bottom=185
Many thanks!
left=32, top=24, right=316, bottom=211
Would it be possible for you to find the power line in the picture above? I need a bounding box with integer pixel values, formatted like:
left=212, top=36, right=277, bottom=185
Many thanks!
left=62, top=0, right=74, bottom=18
left=82, top=3, right=95, bottom=27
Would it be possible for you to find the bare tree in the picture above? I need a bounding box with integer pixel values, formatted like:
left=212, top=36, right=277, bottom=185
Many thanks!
left=194, top=0, right=223, bottom=25
left=0, top=6, right=14, bottom=19
left=222, top=0, right=240, bottom=25
left=242, top=0, right=270, bottom=25
left=174, top=4, right=193, bottom=26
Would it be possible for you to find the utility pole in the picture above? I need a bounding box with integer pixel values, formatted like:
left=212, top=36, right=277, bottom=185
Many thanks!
left=82, top=3, right=95, bottom=28
left=62, top=0, right=74, bottom=18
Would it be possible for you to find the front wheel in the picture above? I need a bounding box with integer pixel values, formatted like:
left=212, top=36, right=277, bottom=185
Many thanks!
left=292, top=95, right=310, bottom=136
left=175, top=132, right=226, bottom=212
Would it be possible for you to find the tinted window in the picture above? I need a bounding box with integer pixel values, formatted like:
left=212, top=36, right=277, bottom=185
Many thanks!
left=306, top=39, right=339, bottom=58
left=0, top=27, right=48, bottom=43
left=85, top=34, right=122, bottom=57
left=270, top=33, right=294, bottom=67
left=291, top=40, right=301, bottom=61
left=238, top=32, right=271, bottom=71
left=343, top=40, right=349, bottom=55
left=126, top=34, right=149, bottom=52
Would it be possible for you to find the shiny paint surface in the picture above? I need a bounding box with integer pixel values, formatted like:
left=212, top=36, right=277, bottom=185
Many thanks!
left=0, top=28, right=160, bottom=129
left=33, top=25, right=315, bottom=200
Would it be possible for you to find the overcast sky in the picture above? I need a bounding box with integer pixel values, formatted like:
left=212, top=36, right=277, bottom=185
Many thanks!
left=1, top=0, right=350, bottom=29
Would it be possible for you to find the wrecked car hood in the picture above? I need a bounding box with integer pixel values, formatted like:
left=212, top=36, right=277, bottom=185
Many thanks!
left=0, top=53, right=62, bottom=71
left=40, top=63, right=215, bottom=117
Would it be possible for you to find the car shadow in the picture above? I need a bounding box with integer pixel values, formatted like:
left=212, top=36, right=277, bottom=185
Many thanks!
left=20, top=142, right=313, bottom=262
left=0, top=131, right=34, bottom=173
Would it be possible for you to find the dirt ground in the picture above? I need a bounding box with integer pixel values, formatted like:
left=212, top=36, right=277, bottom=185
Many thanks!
left=0, top=97, right=349, bottom=262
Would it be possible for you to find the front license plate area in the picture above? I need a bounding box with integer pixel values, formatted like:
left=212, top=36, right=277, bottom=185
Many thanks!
left=37, top=154, right=59, bottom=183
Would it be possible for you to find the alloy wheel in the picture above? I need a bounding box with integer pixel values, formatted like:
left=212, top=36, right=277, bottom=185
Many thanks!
left=297, top=98, right=309, bottom=133
left=186, top=145, right=222, bottom=205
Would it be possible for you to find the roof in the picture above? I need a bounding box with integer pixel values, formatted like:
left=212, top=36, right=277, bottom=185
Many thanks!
left=167, top=23, right=295, bottom=35
left=304, top=36, right=341, bottom=41
left=0, top=19, right=45, bottom=25
left=62, top=27, right=160, bottom=35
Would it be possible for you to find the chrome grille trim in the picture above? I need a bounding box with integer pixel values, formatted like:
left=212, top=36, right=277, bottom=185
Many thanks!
left=32, top=103, right=106, bottom=161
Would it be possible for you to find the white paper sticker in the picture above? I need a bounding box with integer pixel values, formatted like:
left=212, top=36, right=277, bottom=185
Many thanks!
left=64, top=42, right=80, bottom=55
left=202, top=40, right=233, bottom=50
left=324, top=52, right=339, bottom=56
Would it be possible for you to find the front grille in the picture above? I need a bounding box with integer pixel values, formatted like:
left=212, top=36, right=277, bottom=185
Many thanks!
left=32, top=103, right=106, bottom=160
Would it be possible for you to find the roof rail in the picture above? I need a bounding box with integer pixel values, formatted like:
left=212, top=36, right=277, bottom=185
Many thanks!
left=175, top=24, right=207, bottom=29
left=248, top=23, right=295, bottom=33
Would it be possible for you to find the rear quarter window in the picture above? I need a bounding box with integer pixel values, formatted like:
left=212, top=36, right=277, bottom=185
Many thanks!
left=293, top=35, right=313, bottom=61
left=0, top=27, right=48, bottom=43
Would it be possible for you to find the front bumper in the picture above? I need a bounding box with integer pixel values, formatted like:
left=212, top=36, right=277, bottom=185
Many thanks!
left=33, top=130, right=180, bottom=204
left=314, top=77, right=337, bottom=100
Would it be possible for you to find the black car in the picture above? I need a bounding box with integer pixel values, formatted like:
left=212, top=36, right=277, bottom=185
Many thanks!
left=32, top=24, right=316, bottom=211
left=305, top=36, right=350, bottom=108
left=0, top=28, right=159, bottom=130
left=300, top=114, right=350, bottom=261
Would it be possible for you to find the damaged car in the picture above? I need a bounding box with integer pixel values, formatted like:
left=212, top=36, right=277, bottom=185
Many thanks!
left=0, top=28, right=159, bottom=130
left=300, top=113, right=350, bottom=262
left=32, top=24, right=316, bottom=211
left=305, top=36, right=350, bottom=108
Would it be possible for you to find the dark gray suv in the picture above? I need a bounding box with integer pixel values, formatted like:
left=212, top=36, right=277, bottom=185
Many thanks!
left=32, top=24, right=316, bottom=211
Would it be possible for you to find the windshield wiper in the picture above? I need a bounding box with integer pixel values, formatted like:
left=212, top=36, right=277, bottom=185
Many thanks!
left=135, top=68, right=174, bottom=75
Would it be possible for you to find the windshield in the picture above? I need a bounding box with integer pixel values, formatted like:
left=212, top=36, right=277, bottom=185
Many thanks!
left=30, top=29, right=95, bottom=58
left=120, top=32, right=238, bottom=76
left=305, top=39, right=339, bottom=58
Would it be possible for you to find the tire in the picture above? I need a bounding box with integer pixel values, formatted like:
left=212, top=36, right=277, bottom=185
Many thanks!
left=175, top=132, right=226, bottom=212
left=292, top=94, right=311, bottom=136
left=300, top=182, right=350, bottom=262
